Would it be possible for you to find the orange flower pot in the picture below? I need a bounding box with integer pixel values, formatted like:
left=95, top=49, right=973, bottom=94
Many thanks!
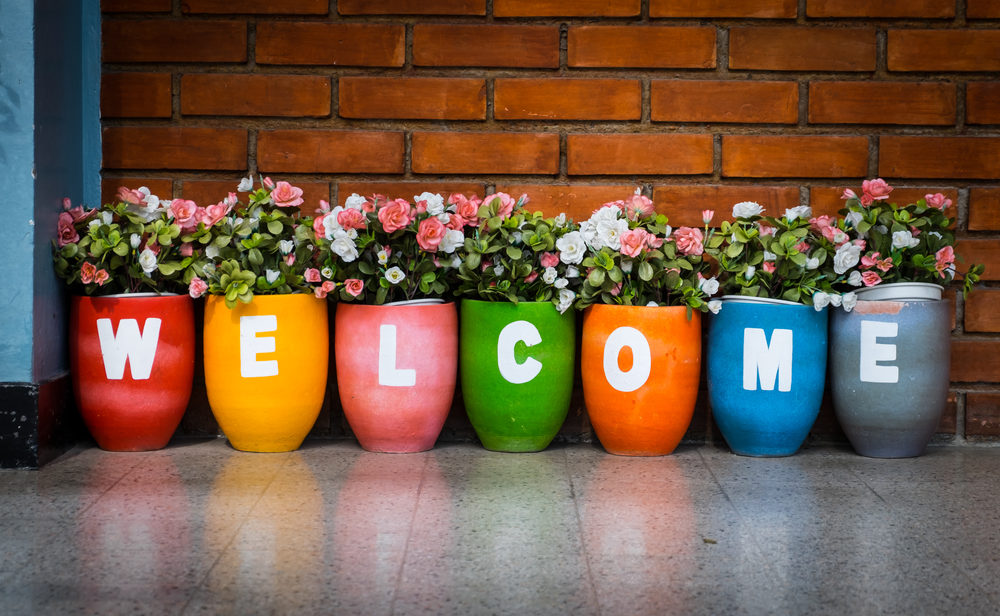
left=203, top=294, right=328, bottom=452
left=581, top=304, right=701, bottom=456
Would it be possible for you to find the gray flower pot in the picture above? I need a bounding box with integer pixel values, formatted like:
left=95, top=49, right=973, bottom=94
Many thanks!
left=830, top=299, right=950, bottom=458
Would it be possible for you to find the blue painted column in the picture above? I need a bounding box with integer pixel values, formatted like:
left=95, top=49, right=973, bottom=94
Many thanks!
left=0, top=0, right=100, bottom=468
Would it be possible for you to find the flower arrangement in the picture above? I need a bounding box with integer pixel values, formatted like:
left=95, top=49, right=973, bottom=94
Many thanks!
left=708, top=201, right=844, bottom=309
left=183, top=176, right=321, bottom=308
left=53, top=187, right=197, bottom=295
left=834, top=178, right=983, bottom=296
left=573, top=192, right=719, bottom=314
left=314, top=191, right=468, bottom=304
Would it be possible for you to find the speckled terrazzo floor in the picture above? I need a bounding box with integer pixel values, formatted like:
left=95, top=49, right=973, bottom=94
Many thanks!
left=2, top=439, right=999, bottom=615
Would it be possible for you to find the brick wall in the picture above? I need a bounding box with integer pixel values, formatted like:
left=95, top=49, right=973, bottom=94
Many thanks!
left=100, top=0, right=1000, bottom=445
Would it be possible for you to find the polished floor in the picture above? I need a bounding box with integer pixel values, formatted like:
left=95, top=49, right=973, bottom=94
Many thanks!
left=2, top=439, right=1000, bottom=615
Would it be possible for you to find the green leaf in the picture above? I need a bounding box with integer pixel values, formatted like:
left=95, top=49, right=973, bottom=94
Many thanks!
left=726, top=242, right=744, bottom=258
left=113, top=242, right=130, bottom=257
left=267, top=220, right=283, bottom=235
left=358, top=261, right=375, bottom=275
left=587, top=268, right=605, bottom=287
left=638, top=261, right=654, bottom=282
left=505, top=246, right=523, bottom=260
left=608, top=266, right=623, bottom=283
left=464, top=252, right=481, bottom=271
left=248, top=248, right=263, bottom=266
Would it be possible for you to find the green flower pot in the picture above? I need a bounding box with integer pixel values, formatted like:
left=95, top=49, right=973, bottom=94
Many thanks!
left=459, top=300, right=576, bottom=452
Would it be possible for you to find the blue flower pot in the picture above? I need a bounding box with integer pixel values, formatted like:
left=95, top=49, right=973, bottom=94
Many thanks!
left=707, top=297, right=828, bottom=457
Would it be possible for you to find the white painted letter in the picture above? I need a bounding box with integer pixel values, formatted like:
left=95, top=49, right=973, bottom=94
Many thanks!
left=860, top=320, right=899, bottom=384
left=240, top=315, right=279, bottom=378
left=379, top=324, right=416, bottom=387
left=603, top=326, right=651, bottom=393
left=97, top=318, right=161, bottom=380
left=497, top=320, right=543, bottom=385
left=743, top=328, right=793, bottom=392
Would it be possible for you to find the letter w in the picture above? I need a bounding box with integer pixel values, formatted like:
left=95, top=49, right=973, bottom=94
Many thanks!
left=96, top=318, right=162, bottom=380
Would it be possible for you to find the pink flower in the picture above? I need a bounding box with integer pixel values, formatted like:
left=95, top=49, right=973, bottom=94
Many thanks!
left=620, top=228, right=649, bottom=258
left=935, top=245, right=955, bottom=278
left=94, top=269, right=110, bottom=286
left=188, top=277, right=208, bottom=298
left=117, top=186, right=144, bottom=205
left=646, top=235, right=664, bottom=249
left=262, top=177, right=275, bottom=190
left=483, top=193, right=516, bottom=219
left=413, top=199, right=428, bottom=214
left=180, top=243, right=194, bottom=257
left=452, top=194, right=481, bottom=227
left=317, top=199, right=331, bottom=214
left=416, top=217, right=446, bottom=252
left=876, top=257, right=893, bottom=272
left=601, top=200, right=626, bottom=214
left=861, top=271, right=882, bottom=286
left=170, top=199, right=199, bottom=230
left=304, top=268, right=321, bottom=283
left=861, top=178, right=893, bottom=206
left=199, top=200, right=232, bottom=227
left=610, top=282, right=623, bottom=297
left=926, top=193, right=951, bottom=210
left=63, top=198, right=90, bottom=222
left=702, top=209, right=715, bottom=224
left=80, top=262, right=96, bottom=284
left=853, top=239, right=866, bottom=250
left=861, top=252, right=880, bottom=270
left=285, top=254, right=295, bottom=266
left=625, top=194, right=655, bottom=218
left=56, top=212, right=79, bottom=247
left=524, top=271, right=539, bottom=284
left=757, top=224, right=776, bottom=237
left=313, top=213, right=327, bottom=239
left=445, top=213, right=465, bottom=231
left=673, top=226, right=704, bottom=256
left=794, top=241, right=810, bottom=254
left=809, top=215, right=834, bottom=232
left=270, top=181, right=304, bottom=208
left=314, top=280, right=336, bottom=299
left=822, top=225, right=849, bottom=246
left=362, top=196, right=379, bottom=212
left=344, top=279, right=364, bottom=297
left=841, top=188, right=858, bottom=200
left=377, top=198, right=412, bottom=233
left=761, top=261, right=777, bottom=274
left=539, top=252, right=560, bottom=268
left=337, top=208, right=367, bottom=230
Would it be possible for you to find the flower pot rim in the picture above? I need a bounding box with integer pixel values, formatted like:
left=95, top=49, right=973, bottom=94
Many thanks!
left=586, top=303, right=691, bottom=311
left=383, top=298, right=446, bottom=306
left=76, top=291, right=183, bottom=299
left=718, top=295, right=802, bottom=307
left=853, top=281, right=944, bottom=302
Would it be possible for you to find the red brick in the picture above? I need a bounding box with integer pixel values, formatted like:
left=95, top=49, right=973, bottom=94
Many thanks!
left=181, top=179, right=330, bottom=211
left=181, top=0, right=328, bottom=13
left=101, top=178, right=174, bottom=204
left=568, top=26, right=715, bottom=69
left=967, top=82, right=1000, bottom=125
left=103, top=20, right=246, bottom=63
left=101, top=73, right=172, bottom=118
left=412, top=133, right=559, bottom=175
left=493, top=0, right=639, bottom=16
left=653, top=185, right=802, bottom=226
left=181, top=74, right=330, bottom=117
left=257, top=23, right=404, bottom=66
left=880, top=137, right=1000, bottom=180
left=939, top=391, right=957, bottom=434
left=810, top=187, right=958, bottom=220
left=339, top=0, right=485, bottom=14
left=495, top=79, right=640, bottom=121
left=337, top=183, right=486, bottom=209
left=339, top=77, right=485, bottom=120
left=969, top=188, right=1000, bottom=231
left=651, top=0, right=795, bottom=17
left=258, top=130, right=404, bottom=174
left=102, top=0, right=170, bottom=11
left=807, top=0, right=954, bottom=17
left=413, top=25, right=558, bottom=68
left=493, top=185, right=638, bottom=221
left=965, top=290, right=1000, bottom=333
left=889, top=30, right=1000, bottom=72
left=954, top=239, right=1000, bottom=281
left=966, top=393, right=1000, bottom=435
left=809, top=82, right=955, bottom=125
left=651, top=80, right=797, bottom=124
left=967, top=0, right=1000, bottom=18
left=567, top=134, right=713, bottom=176
left=723, top=136, right=868, bottom=178
left=730, top=27, right=876, bottom=71
left=103, top=127, right=247, bottom=170
left=951, top=340, right=1000, bottom=382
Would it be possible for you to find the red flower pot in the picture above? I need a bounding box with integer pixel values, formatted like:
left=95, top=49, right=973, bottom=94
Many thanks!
left=70, top=293, right=194, bottom=451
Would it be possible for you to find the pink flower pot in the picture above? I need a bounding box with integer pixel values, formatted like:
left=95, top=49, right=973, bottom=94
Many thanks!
left=334, top=301, right=458, bottom=453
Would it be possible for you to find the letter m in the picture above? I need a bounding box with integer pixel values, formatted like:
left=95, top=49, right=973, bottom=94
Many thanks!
left=96, top=318, right=162, bottom=380
left=742, top=328, right=793, bottom=392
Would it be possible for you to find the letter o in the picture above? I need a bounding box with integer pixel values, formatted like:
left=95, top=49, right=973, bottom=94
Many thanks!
left=603, top=326, right=651, bottom=393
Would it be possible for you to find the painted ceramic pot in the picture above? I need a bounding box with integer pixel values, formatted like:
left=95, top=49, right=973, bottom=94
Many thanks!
left=853, top=282, right=943, bottom=302
left=460, top=300, right=575, bottom=452
left=830, top=299, right=950, bottom=458
left=70, top=293, right=194, bottom=451
left=335, top=300, right=458, bottom=453
left=203, top=294, right=328, bottom=453
left=707, top=297, right=828, bottom=457
left=581, top=304, right=701, bottom=456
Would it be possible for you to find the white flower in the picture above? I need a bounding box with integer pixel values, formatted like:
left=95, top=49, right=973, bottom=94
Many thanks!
left=323, top=207, right=345, bottom=240
left=763, top=250, right=777, bottom=262
left=663, top=225, right=672, bottom=239
left=436, top=213, right=451, bottom=224
left=646, top=301, right=659, bottom=307
left=101, top=211, right=114, bottom=225
left=138, top=248, right=157, bottom=274
left=847, top=270, right=863, bottom=286
left=203, top=263, right=216, bottom=275
left=556, top=289, right=575, bottom=314
left=595, top=217, right=629, bottom=251
left=745, top=265, right=756, bottom=280
left=845, top=210, right=864, bottom=230
left=205, top=244, right=220, bottom=259
left=892, top=230, right=920, bottom=250
left=278, top=240, right=294, bottom=255
left=833, top=243, right=862, bottom=275
left=876, top=224, right=888, bottom=234
left=554, top=213, right=567, bottom=226
left=414, top=192, right=445, bottom=216
left=708, top=300, right=722, bottom=314
left=345, top=227, right=358, bottom=240
left=565, top=266, right=579, bottom=278
left=784, top=205, right=812, bottom=221
left=699, top=276, right=719, bottom=296
left=805, top=257, right=820, bottom=270
left=321, top=267, right=334, bottom=279
left=439, top=229, right=464, bottom=254
left=929, top=231, right=943, bottom=240
left=377, top=249, right=390, bottom=265
left=265, top=269, right=280, bottom=285
left=331, top=235, right=359, bottom=263
left=732, top=201, right=764, bottom=219
left=556, top=231, right=586, bottom=265
left=511, top=231, right=522, bottom=245
left=812, top=291, right=831, bottom=311
left=829, top=294, right=843, bottom=307
left=554, top=277, right=568, bottom=289
left=385, top=267, right=406, bottom=285
left=130, top=234, right=141, bottom=249
left=237, top=175, right=253, bottom=192
left=842, top=292, right=858, bottom=312
left=88, top=219, right=101, bottom=230
left=621, top=260, right=633, bottom=274
left=449, top=255, right=462, bottom=268
left=344, top=193, right=367, bottom=210
left=493, top=264, right=504, bottom=276
left=542, top=267, right=558, bottom=284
